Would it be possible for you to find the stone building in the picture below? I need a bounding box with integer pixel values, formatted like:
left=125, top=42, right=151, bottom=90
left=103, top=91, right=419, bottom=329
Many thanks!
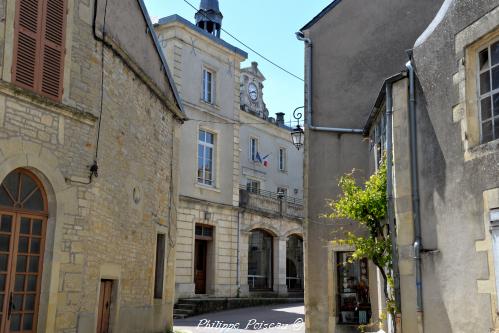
left=239, top=62, right=304, bottom=296
left=296, top=0, right=443, bottom=332
left=300, top=0, right=499, bottom=332
left=155, top=0, right=304, bottom=305
left=0, top=0, right=183, bottom=332
left=364, top=1, right=499, bottom=332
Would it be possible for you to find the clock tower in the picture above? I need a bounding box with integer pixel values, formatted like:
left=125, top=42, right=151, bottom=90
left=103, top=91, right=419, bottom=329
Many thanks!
left=240, top=62, right=269, bottom=119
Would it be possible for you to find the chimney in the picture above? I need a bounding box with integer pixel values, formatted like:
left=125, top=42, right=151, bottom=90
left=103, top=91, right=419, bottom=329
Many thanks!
left=276, top=112, right=285, bottom=127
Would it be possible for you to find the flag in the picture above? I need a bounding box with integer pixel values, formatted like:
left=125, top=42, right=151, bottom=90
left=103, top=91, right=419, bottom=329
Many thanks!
left=262, top=154, right=271, bottom=167
left=256, top=152, right=263, bottom=163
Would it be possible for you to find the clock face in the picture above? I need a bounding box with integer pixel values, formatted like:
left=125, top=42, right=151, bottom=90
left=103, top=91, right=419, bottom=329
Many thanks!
left=248, top=82, right=258, bottom=101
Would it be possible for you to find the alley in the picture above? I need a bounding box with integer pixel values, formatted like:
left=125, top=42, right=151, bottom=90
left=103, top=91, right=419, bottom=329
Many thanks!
left=174, top=303, right=305, bottom=333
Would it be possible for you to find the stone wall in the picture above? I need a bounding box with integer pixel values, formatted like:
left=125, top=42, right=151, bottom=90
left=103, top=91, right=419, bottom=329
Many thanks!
left=175, top=196, right=238, bottom=299
left=0, top=0, right=183, bottom=332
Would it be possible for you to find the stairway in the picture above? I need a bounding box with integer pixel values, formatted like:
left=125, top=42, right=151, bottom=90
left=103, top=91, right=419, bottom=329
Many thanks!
left=173, top=301, right=197, bottom=319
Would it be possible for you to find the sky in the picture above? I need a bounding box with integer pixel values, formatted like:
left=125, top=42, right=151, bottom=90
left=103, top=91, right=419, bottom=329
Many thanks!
left=143, top=0, right=332, bottom=124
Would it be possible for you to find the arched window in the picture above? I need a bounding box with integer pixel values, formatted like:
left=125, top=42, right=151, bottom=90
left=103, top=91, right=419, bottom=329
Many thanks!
left=248, top=229, right=273, bottom=290
left=286, top=235, right=303, bottom=291
left=0, top=169, right=47, bottom=332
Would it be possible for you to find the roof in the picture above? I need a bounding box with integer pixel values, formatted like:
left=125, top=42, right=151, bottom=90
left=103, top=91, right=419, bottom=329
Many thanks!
left=156, top=15, right=248, bottom=58
left=362, top=72, right=407, bottom=135
left=300, top=0, right=344, bottom=31
left=137, top=0, right=184, bottom=115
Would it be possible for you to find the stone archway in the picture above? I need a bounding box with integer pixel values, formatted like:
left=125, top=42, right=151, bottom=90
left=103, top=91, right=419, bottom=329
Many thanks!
left=0, top=169, right=48, bottom=332
left=0, top=144, right=77, bottom=332
left=247, top=229, right=274, bottom=291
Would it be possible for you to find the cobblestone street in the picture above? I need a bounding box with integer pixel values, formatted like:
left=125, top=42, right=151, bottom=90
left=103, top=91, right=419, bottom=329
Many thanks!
left=174, top=303, right=305, bottom=333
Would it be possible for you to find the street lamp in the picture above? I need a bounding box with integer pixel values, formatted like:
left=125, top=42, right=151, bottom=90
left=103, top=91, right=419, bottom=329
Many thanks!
left=291, top=107, right=305, bottom=150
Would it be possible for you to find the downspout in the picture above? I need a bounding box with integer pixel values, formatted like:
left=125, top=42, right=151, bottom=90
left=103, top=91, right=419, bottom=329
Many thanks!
left=385, top=82, right=402, bottom=331
left=295, top=32, right=363, bottom=134
left=406, top=52, right=424, bottom=332
left=236, top=209, right=243, bottom=297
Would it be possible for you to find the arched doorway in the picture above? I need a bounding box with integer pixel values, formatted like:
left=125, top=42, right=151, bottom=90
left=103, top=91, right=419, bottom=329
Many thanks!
left=248, top=229, right=273, bottom=290
left=0, top=169, right=47, bottom=332
left=286, top=235, right=303, bottom=291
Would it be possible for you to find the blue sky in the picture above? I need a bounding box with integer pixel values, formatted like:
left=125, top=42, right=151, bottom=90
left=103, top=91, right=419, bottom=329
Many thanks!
left=143, top=0, right=332, bottom=123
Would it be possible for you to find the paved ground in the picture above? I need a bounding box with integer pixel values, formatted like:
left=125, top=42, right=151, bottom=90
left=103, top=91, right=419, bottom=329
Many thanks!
left=174, top=303, right=305, bottom=333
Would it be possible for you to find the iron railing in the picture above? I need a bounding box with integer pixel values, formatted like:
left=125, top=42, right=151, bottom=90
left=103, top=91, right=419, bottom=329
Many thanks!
left=239, top=184, right=304, bottom=206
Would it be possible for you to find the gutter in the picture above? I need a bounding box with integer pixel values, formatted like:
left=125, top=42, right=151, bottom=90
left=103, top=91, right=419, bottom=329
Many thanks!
left=236, top=209, right=243, bottom=297
left=295, top=31, right=363, bottom=134
left=406, top=51, right=424, bottom=332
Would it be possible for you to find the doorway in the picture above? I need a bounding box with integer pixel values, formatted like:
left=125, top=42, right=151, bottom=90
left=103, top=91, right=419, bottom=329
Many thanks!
left=194, top=240, right=207, bottom=294
left=97, top=279, right=113, bottom=333
left=0, top=169, right=48, bottom=333
left=194, top=224, right=213, bottom=295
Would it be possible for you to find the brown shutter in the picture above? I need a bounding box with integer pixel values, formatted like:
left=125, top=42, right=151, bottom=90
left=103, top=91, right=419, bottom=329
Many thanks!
left=39, top=0, right=67, bottom=100
left=12, top=0, right=43, bottom=91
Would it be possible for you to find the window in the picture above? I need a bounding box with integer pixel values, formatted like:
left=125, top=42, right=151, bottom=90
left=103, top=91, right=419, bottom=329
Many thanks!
left=195, top=224, right=213, bottom=240
left=279, top=148, right=287, bottom=171
left=478, top=40, right=499, bottom=143
left=246, top=179, right=260, bottom=194
left=154, top=234, right=165, bottom=299
left=202, top=69, right=213, bottom=103
left=13, top=0, right=68, bottom=101
left=198, top=130, right=215, bottom=186
left=370, top=112, right=386, bottom=168
left=250, top=137, right=258, bottom=161
left=337, top=252, right=371, bottom=325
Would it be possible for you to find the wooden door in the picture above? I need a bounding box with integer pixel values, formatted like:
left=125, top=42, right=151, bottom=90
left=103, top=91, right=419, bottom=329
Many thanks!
left=97, top=280, right=113, bottom=333
left=0, top=169, right=48, bottom=333
left=194, top=240, right=207, bottom=294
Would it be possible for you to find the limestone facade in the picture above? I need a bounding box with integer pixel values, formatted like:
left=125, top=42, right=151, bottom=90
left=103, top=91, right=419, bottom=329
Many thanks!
left=155, top=12, right=304, bottom=300
left=0, top=0, right=183, bottom=332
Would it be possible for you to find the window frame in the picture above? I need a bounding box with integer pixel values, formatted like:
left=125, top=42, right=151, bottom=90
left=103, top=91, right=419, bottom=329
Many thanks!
left=197, top=129, right=215, bottom=187
left=278, top=148, right=287, bottom=172
left=154, top=234, right=166, bottom=299
left=246, top=179, right=261, bottom=194
left=250, top=137, right=258, bottom=162
left=202, top=68, right=214, bottom=104
left=477, top=39, right=499, bottom=144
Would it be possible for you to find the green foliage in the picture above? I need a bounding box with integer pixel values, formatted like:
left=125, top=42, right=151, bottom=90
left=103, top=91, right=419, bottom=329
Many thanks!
left=327, top=159, right=396, bottom=318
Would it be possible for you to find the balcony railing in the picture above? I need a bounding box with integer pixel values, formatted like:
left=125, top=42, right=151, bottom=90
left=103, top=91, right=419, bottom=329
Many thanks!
left=239, top=185, right=304, bottom=205
left=239, top=185, right=304, bottom=218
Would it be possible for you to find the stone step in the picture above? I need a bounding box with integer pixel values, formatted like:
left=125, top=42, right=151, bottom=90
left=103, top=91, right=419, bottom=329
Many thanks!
left=174, top=297, right=304, bottom=319
left=174, top=303, right=196, bottom=310
left=173, top=308, right=194, bottom=315
left=173, top=313, right=189, bottom=319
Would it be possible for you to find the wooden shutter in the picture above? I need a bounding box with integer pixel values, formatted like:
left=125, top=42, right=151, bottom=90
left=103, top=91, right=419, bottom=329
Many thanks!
left=40, top=0, right=67, bottom=100
left=12, top=0, right=67, bottom=101
left=12, top=0, right=43, bottom=91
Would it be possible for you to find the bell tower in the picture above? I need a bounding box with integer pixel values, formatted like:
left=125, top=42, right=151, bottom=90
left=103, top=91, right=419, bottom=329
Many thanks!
left=195, top=0, right=223, bottom=38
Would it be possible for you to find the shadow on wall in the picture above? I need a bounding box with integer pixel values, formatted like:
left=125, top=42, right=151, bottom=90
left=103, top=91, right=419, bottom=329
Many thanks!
left=416, top=77, right=446, bottom=251
left=414, top=75, right=452, bottom=333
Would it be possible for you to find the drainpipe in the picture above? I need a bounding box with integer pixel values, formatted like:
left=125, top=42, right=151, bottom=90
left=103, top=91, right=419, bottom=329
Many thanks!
left=406, top=52, right=424, bottom=332
left=236, top=209, right=242, bottom=297
left=385, top=81, right=402, bottom=332
left=295, top=32, right=363, bottom=134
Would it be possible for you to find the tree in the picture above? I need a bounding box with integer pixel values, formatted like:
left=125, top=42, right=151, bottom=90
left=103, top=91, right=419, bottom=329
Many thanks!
left=326, top=160, right=395, bottom=316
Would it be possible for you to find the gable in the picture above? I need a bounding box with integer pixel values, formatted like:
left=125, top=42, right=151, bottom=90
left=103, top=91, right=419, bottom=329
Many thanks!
left=93, top=0, right=183, bottom=116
